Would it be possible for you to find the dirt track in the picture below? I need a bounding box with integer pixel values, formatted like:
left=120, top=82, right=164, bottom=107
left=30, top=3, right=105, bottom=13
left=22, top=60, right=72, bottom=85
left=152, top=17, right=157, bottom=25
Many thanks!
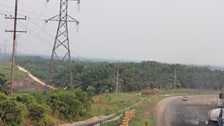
left=17, top=66, right=54, bottom=89
left=157, top=95, right=217, bottom=126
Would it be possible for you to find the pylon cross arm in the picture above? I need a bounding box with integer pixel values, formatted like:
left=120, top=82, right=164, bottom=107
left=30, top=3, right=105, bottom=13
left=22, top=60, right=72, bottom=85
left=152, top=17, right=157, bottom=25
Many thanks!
left=45, top=15, right=60, bottom=23
left=47, top=0, right=80, bottom=4
left=67, top=15, right=79, bottom=24
left=46, top=15, right=79, bottom=24
left=69, top=0, right=80, bottom=4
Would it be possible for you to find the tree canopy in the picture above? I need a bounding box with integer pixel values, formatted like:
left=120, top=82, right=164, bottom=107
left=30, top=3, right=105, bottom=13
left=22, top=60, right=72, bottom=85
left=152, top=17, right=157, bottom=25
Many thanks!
left=15, top=56, right=224, bottom=93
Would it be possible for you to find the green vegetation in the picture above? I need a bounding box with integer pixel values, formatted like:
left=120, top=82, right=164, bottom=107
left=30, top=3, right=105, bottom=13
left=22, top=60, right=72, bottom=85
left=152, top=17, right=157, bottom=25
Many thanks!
left=15, top=56, right=224, bottom=93
left=1, top=56, right=224, bottom=125
left=0, top=62, right=28, bottom=80
left=45, top=88, right=91, bottom=121
left=0, top=88, right=92, bottom=126
left=90, top=93, right=145, bottom=116
left=0, top=94, right=27, bottom=126
left=0, top=60, right=41, bottom=94
left=0, top=73, right=7, bottom=94
left=129, top=94, right=161, bottom=126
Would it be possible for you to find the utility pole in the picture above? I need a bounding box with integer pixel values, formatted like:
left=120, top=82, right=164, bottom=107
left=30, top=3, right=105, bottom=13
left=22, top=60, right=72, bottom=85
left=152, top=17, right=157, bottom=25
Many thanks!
left=115, top=66, right=119, bottom=94
left=173, top=67, right=177, bottom=89
left=4, top=40, right=6, bottom=57
left=0, top=44, right=2, bottom=58
left=5, top=0, right=26, bottom=95
left=46, top=0, right=80, bottom=88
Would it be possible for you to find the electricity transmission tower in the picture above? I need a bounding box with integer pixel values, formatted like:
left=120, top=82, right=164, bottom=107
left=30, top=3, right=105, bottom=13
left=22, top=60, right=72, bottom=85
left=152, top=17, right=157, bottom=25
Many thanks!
left=5, top=0, right=26, bottom=95
left=46, top=0, right=80, bottom=88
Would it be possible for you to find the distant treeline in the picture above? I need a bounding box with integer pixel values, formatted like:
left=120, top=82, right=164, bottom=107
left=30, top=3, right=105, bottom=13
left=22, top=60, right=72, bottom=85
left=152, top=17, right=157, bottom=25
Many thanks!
left=15, top=56, right=224, bottom=93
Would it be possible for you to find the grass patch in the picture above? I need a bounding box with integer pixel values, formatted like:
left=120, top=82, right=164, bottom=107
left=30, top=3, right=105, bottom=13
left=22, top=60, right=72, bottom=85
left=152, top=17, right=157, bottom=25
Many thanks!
left=130, top=95, right=160, bottom=126
left=90, top=93, right=146, bottom=116
left=160, top=88, right=218, bottom=95
left=0, top=62, right=28, bottom=80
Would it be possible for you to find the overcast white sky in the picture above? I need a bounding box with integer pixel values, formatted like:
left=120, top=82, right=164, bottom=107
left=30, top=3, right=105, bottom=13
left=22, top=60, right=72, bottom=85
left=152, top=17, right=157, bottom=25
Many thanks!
left=0, top=0, right=224, bottom=65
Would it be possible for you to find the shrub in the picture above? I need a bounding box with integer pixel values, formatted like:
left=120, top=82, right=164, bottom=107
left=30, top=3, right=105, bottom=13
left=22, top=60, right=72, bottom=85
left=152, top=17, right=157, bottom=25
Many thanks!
left=0, top=92, right=7, bottom=101
left=27, top=103, right=49, bottom=122
left=0, top=74, right=8, bottom=94
left=32, top=93, right=45, bottom=104
left=14, top=94, right=36, bottom=105
left=38, top=115, right=56, bottom=126
left=74, top=88, right=91, bottom=112
left=11, top=94, right=52, bottom=125
left=0, top=89, right=92, bottom=125
left=46, top=89, right=85, bottom=120
left=0, top=98, right=27, bottom=126
left=86, top=86, right=95, bottom=97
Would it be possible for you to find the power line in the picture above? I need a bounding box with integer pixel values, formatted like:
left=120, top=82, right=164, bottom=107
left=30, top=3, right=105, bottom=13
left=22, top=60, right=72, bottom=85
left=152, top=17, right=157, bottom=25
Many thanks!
left=0, top=11, right=6, bottom=15
left=0, top=3, right=46, bottom=19
left=0, top=9, right=46, bottom=21
left=0, top=7, right=55, bottom=40
left=18, top=20, right=77, bottom=59
left=17, top=21, right=52, bottom=48
left=0, top=8, right=26, bottom=17
left=18, top=20, right=55, bottom=46
left=0, top=5, right=48, bottom=21
left=28, top=18, right=55, bottom=38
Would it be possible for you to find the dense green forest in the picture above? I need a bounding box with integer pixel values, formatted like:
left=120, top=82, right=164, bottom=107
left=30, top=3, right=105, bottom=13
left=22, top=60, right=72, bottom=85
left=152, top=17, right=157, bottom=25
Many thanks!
left=13, top=56, right=224, bottom=93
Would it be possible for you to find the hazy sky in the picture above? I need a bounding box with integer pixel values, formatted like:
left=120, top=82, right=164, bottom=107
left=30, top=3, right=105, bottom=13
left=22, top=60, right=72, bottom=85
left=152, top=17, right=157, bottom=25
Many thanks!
left=0, top=0, right=224, bottom=65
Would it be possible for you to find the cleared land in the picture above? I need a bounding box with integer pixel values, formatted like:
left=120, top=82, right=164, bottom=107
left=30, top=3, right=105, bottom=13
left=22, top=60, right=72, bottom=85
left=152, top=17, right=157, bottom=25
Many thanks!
left=0, top=62, right=49, bottom=93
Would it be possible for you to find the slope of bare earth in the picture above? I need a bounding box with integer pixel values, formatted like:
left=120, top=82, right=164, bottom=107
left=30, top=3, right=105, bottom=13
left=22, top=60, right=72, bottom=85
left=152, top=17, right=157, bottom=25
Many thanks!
left=0, top=62, right=51, bottom=93
left=13, top=66, right=53, bottom=93
left=17, top=66, right=54, bottom=89
left=14, top=66, right=52, bottom=93
left=13, top=78, right=50, bottom=93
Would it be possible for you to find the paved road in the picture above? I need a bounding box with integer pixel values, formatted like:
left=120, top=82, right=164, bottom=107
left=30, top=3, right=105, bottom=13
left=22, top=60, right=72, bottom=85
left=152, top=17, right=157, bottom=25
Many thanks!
left=157, top=95, right=217, bottom=126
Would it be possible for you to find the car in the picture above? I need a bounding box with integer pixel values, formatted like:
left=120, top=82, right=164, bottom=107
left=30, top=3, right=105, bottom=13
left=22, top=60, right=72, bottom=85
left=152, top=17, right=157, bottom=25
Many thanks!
left=182, top=96, right=188, bottom=101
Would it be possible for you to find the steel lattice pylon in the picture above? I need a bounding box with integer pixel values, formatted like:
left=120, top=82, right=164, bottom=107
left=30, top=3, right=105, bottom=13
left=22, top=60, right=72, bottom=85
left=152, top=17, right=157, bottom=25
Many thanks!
left=47, top=0, right=80, bottom=88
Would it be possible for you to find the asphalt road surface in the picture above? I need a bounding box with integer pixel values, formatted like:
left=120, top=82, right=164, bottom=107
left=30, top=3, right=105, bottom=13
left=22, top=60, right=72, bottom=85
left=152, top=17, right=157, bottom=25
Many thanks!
left=157, top=95, right=218, bottom=126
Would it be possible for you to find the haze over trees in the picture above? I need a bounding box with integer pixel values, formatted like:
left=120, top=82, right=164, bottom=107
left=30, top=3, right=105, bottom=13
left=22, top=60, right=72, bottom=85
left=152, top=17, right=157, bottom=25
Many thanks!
left=14, top=56, right=224, bottom=93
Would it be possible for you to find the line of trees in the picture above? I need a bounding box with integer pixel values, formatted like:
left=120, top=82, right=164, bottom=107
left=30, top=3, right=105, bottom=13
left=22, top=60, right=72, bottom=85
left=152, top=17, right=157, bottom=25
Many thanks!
left=14, top=56, right=224, bottom=93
